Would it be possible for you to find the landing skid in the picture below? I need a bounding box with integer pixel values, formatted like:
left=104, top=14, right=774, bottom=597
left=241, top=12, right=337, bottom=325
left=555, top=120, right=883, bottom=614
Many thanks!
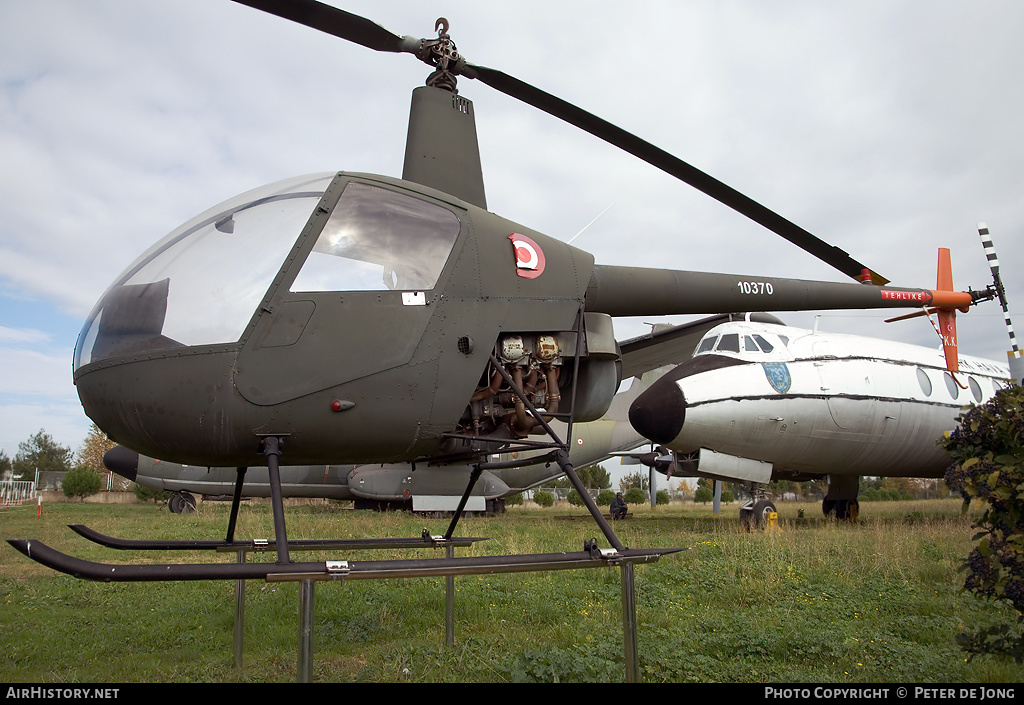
left=7, top=536, right=677, bottom=583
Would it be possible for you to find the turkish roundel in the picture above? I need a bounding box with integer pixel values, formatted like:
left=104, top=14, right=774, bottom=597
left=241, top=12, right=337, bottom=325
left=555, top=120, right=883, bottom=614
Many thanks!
left=508, top=233, right=545, bottom=279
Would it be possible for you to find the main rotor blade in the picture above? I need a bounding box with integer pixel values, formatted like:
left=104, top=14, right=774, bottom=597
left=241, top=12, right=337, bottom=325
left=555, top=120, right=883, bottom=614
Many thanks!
left=463, top=63, right=888, bottom=285
left=229, top=0, right=418, bottom=54
left=227, top=0, right=886, bottom=284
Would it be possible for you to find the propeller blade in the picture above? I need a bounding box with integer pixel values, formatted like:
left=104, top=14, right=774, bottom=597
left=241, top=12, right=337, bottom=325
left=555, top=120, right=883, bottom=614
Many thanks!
left=229, top=0, right=419, bottom=54
left=463, top=63, right=888, bottom=285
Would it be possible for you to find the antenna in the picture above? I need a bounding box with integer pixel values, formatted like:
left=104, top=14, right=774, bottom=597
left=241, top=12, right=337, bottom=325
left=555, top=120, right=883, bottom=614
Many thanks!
left=978, top=223, right=1024, bottom=384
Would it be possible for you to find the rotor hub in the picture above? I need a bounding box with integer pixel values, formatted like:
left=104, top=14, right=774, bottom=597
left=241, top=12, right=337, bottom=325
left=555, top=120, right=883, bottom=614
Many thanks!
left=417, top=18, right=465, bottom=92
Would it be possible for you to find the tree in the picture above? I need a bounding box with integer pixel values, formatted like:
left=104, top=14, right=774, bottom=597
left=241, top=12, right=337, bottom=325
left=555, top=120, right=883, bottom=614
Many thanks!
left=77, top=423, right=117, bottom=473
left=63, top=466, right=102, bottom=501
left=0, top=450, right=11, bottom=480
left=619, top=471, right=648, bottom=494
left=941, top=385, right=1024, bottom=663
left=12, top=430, right=72, bottom=480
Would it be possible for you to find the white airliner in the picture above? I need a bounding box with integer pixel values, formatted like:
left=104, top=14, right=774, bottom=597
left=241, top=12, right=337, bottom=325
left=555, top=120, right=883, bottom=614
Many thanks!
left=627, top=316, right=1010, bottom=523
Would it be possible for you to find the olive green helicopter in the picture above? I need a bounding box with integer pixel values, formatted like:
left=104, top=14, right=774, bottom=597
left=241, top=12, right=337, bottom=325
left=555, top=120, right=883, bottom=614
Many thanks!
left=8, top=0, right=990, bottom=581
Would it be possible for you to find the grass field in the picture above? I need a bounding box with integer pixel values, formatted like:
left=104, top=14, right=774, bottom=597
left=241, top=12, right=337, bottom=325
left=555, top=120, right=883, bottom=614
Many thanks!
left=2, top=498, right=1023, bottom=683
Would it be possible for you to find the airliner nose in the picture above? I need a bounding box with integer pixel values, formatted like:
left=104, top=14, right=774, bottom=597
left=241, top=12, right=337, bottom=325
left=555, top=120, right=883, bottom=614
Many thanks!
left=103, top=445, right=139, bottom=482
left=629, top=377, right=686, bottom=445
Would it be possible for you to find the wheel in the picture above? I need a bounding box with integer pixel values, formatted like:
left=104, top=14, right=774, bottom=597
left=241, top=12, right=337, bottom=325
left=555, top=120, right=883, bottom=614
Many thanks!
left=168, top=492, right=196, bottom=514
left=822, top=498, right=859, bottom=521
left=741, top=499, right=777, bottom=530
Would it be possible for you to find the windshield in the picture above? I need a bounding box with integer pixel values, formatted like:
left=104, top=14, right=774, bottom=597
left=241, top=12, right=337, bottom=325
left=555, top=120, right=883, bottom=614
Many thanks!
left=75, top=173, right=333, bottom=370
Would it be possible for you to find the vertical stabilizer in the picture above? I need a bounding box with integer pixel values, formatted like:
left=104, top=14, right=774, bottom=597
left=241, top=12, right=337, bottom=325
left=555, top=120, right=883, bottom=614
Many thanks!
left=403, top=85, right=487, bottom=208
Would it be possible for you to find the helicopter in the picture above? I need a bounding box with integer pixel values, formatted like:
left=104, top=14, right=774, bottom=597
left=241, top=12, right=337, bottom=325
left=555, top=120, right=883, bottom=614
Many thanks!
left=7, top=1, right=999, bottom=576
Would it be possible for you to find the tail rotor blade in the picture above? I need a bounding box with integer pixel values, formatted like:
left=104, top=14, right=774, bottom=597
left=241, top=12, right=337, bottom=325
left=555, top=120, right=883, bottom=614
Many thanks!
left=978, top=223, right=1020, bottom=357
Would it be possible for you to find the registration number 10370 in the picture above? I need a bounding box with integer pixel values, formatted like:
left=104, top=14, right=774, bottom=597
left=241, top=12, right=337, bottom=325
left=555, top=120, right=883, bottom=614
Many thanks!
left=737, top=281, right=774, bottom=295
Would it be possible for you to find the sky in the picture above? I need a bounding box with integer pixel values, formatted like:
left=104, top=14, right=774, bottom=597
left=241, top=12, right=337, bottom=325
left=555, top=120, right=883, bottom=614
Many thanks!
left=1, top=1, right=1022, bottom=478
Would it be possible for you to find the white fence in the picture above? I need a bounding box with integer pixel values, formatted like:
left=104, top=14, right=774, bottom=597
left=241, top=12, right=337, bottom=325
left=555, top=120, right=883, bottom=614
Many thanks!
left=0, top=480, right=38, bottom=507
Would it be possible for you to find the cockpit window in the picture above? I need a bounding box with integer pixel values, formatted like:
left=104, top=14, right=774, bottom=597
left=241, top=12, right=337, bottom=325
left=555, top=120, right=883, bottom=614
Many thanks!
left=695, top=336, right=716, bottom=354
left=715, top=333, right=740, bottom=353
left=753, top=335, right=774, bottom=353
left=290, top=182, right=460, bottom=292
left=75, top=173, right=334, bottom=370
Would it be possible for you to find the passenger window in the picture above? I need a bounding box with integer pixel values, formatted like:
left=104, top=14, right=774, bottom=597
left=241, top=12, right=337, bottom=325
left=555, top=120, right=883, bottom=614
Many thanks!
left=944, top=372, right=959, bottom=400
left=969, top=377, right=983, bottom=403
left=916, top=368, right=932, bottom=397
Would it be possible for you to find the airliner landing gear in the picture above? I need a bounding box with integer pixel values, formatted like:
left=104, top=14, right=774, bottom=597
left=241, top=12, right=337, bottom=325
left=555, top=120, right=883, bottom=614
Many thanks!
left=822, top=475, right=859, bottom=521
left=739, top=484, right=777, bottom=530
left=822, top=498, right=859, bottom=521
left=739, top=499, right=777, bottom=530
left=168, top=491, right=197, bottom=514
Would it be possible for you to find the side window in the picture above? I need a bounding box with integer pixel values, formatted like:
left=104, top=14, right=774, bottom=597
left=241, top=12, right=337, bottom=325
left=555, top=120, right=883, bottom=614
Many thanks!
left=291, top=182, right=461, bottom=293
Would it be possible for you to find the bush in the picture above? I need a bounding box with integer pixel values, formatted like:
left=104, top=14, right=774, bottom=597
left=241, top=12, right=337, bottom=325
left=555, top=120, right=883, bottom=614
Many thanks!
left=597, top=489, right=616, bottom=506
left=941, top=385, right=1024, bottom=663
left=62, top=466, right=101, bottom=501
left=623, top=487, right=645, bottom=504
left=656, top=489, right=670, bottom=505
left=532, top=491, right=554, bottom=507
left=133, top=483, right=171, bottom=504
left=505, top=492, right=523, bottom=506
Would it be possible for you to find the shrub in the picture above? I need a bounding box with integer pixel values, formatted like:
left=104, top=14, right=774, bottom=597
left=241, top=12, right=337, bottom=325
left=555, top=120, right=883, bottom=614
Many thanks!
left=62, top=466, right=102, bottom=501
left=656, top=489, right=670, bottom=505
left=533, top=491, right=554, bottom=507
left=941, top=385, right=1024, bottom=663
left=133, top=483, right=171, bottom=504
left=597, top=489, right=616, bottom=506
left=623, top=487, right=645, bottom=504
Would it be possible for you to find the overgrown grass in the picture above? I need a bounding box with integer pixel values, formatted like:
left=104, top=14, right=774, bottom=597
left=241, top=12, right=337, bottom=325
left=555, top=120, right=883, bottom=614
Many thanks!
left=1, top=499, right=1022, bottom=682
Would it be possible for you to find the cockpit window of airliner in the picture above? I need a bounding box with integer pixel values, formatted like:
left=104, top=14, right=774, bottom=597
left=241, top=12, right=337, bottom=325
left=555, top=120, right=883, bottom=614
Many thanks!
left=290, top=182, right=461, bottom=293
left=74, top=173, right=334, bottom=370
left=715, top=334, right=740, bottom=353
left=753, top=335, right=775, bottom=353
left=696, top=336, right=716, bottom=355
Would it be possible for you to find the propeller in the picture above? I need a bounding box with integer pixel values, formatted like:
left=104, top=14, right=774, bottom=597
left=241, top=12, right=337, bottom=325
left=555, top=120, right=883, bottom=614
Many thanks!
left=229, top=0, right=889, bottom=285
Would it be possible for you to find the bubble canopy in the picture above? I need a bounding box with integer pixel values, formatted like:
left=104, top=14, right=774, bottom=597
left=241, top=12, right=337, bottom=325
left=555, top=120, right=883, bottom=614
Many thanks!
left=74, top=173, right=463, bottom=371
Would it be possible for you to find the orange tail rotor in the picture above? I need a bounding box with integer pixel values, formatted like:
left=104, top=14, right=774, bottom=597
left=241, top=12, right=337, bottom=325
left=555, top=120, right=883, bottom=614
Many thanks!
left=935, top=248, right=959, bottom=373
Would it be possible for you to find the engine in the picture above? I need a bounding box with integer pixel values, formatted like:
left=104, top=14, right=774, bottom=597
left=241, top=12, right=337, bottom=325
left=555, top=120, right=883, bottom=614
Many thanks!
left=454, top=312, right=621, bottom=448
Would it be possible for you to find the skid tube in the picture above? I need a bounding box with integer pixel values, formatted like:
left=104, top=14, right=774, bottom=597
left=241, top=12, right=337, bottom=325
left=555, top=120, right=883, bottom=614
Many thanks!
left=6, top=538, right=682, bottom=583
